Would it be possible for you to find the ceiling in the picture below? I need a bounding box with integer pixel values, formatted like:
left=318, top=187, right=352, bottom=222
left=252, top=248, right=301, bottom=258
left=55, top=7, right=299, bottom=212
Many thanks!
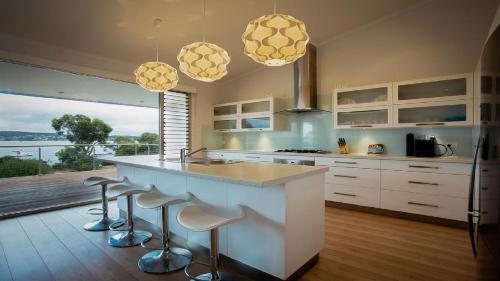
left=0, top=0, right=422, bottom=82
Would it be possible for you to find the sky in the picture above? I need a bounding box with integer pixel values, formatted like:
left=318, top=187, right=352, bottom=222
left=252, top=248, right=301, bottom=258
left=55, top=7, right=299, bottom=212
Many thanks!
left=0, top=93, right=158, bottom=136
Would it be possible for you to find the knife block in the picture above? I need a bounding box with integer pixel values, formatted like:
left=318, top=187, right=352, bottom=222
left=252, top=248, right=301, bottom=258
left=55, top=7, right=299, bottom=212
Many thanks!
left=339, top=144, right=350, bottom=154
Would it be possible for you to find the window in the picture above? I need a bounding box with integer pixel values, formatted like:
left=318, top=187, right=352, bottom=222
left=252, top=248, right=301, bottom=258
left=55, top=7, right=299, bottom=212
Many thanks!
left=162, top=91, right=190, bottom=157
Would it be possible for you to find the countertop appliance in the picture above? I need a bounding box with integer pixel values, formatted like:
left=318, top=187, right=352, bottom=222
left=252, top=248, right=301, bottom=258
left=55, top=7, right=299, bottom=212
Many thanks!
left=274, top=149, right=331, bottom=154
left=468, top=24, right=500, bottom=279
left=415, top=138, right=437, bottom=157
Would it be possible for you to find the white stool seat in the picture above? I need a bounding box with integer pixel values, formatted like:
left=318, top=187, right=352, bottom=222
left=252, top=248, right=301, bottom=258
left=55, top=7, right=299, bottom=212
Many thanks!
left=177, top=205, right=245, bottom=232
left=106, top=179, right=151, bottom=198
left=136, top=186, right=191, bottom=209
left=83, top=176, right=121, bottom=187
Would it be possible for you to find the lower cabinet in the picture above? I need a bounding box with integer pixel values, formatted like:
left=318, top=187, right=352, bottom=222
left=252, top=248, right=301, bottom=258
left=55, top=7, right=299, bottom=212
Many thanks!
left=380, top=190, right=467, bottom=221
left=325, top=184, right=380, bottom=208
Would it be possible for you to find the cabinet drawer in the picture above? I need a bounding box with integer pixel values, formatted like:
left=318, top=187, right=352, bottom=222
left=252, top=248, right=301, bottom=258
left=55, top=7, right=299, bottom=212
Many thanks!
left=381, top=170, right=469, bottom=198
left=381, top=160, right=470, bottom=175
left=480, top=165, right=500, bottom=178
left=380, top=189, right=467, bottom=221
left=326, top=167, right=380, bottom=188
left=316, top=157, right=380, bottom=169
left=479, top=200, right=499, bottom=225
left=233, top=153, right=274, bottom=162
left=325, top=183, right=380, bottom=208
left=480, top=176, right=499, bottom=201
left=206, top=151, right=235, bottom=160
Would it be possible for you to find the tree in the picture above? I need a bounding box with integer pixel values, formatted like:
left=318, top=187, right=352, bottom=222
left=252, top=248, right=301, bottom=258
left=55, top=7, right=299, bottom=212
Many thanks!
left=52, top=114, right=112, bottom=155
left=138, top=133, right=159, bottom=154
left=52, top=114, right=112, bottom=170
left=114, top=136, right=136, bottom=156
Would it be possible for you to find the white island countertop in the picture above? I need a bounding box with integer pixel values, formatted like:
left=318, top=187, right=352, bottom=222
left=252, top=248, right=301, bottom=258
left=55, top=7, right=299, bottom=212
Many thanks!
left=97, top=155, right=328, bottom=187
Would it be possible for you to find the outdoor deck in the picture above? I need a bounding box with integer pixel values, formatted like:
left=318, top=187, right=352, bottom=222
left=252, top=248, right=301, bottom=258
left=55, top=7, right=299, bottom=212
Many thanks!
left=0, top=167, right=116, bottom=218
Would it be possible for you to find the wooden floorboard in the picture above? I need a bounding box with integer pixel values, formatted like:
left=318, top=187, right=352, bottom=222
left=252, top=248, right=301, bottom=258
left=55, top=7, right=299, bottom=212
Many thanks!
left=0, top=202, right=491, bottom=281
left=0, top=167, right=116, bottom=216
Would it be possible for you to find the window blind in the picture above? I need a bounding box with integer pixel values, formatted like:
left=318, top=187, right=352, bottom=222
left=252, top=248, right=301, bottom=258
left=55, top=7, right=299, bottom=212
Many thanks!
left=162, top=91, right=190, bottom=157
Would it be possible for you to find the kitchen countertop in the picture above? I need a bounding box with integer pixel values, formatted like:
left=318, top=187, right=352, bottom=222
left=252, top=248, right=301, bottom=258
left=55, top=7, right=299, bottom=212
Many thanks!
left=97, top=155, right=329, bottom=187
left=206, top=149, right=473, bottom=164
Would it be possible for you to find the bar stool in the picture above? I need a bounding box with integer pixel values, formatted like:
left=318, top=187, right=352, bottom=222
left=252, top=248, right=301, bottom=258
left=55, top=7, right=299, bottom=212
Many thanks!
left=106, top=178, right=153, bottom=247
left=177, top=204, right=245, bottom=281
left=83, top=176, right=125, bottom=231
left=136, top=185, right=193, bottom=273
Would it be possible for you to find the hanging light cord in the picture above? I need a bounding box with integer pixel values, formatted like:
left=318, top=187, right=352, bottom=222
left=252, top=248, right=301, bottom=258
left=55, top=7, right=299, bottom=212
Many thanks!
left=202, top=0, right=206, bottom=42
left=273, top=0, right=277, bottom=14
left=153, top=18, right=162, bottom=62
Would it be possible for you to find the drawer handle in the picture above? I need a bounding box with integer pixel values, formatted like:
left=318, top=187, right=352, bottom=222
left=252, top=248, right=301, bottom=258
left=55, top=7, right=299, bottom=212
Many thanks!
left=482, top=211, right=489, bottom=215
left=408, top=181, right=439, bottom=186
left=408, top=165, right=439, bottom=169
left=334, top=175, right=358, bottom=178
left=408, top=201, right=439, bottom=208
left=334, top=192, right=357, bottom=197
left=416, top=122, right=445, bottom=126
left=481, top=187, right=489, bottom=190
left=244, top=156, right=260, bottom=159
left=351, top=125, right=373, bottom=128
left=334, top=161, right=358, bottom=164
left=482, top=169, right=489, bottom=172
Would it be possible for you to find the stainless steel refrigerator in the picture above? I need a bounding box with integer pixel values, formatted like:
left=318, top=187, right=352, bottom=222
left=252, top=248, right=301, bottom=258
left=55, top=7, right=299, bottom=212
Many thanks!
left=469, top=23, right=500, bottom=280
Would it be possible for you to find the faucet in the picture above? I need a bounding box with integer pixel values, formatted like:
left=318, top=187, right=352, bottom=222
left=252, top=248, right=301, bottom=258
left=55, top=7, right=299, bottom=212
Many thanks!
left=180, top=147, right=207, bottom=163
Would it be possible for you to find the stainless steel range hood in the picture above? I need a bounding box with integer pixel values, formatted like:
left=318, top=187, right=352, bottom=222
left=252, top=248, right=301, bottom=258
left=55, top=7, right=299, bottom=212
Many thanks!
left=283, top=44, right=324, bottom=113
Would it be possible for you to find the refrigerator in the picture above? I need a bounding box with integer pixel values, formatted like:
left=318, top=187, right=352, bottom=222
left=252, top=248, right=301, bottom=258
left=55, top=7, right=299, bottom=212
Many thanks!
left=469, top=23, right=500, bottom=279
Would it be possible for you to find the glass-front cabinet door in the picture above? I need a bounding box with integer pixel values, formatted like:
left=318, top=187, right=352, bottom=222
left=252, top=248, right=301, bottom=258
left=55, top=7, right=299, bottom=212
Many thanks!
left=213, top=103, right=238, bottom=117
left=394, top=73, right=473, bottom=104
left=334, top=83, right=392, bottom=109
left=213, top=118, right=238, bottom=132
left=394, top=100, right=473, bottom=127
left=334, top=106, right=391, bottom=128
left=241, top=98, right=272, bottom=115
left=240, top=115, right=272, bottom=131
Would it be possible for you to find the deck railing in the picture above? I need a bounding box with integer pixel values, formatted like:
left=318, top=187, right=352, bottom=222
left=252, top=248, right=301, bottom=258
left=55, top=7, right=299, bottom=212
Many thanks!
left=0, top=143, right=159, bottom=176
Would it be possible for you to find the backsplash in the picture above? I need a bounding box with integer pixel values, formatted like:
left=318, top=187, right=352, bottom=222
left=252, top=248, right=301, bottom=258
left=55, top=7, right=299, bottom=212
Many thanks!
left=203, top=112, right=473, bottom=157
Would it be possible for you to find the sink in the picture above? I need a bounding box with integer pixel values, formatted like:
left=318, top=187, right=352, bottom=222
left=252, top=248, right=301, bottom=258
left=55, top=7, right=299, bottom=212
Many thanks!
left=162, top=157, right=241, bottom=165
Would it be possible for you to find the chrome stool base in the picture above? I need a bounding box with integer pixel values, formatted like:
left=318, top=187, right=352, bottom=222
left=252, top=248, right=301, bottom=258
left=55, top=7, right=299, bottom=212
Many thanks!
left=191, top=272, right=243, bottom=281
left=108, top=230, right=152, bottom=247
left=83, top=217, right=125, bottom=232
left=138, top=247, right=192, bottom=273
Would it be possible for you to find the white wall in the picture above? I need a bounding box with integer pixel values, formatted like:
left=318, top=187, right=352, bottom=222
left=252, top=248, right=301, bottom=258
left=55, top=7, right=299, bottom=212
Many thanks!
left=214, top=0, right=499, bottom=104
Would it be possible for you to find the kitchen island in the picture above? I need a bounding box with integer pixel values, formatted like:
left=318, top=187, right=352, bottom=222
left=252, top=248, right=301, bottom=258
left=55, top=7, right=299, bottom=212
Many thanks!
left=98, top=155, right=328, bottom=280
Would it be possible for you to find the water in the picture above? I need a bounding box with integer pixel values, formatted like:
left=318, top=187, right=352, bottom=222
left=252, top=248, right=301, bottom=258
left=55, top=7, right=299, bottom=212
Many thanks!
left=0, top=141, right=114, bottom=165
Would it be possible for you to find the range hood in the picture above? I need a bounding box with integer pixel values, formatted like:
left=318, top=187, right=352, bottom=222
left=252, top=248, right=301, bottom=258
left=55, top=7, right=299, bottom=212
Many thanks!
left=283, top=44, right=325, bottom=113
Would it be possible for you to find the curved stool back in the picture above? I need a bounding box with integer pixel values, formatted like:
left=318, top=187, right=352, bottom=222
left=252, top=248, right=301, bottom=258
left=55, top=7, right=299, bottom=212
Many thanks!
left=135, top=185, right=193, bottom=273
left=177, top=204, right=245, bottom=281
left=106, top=178, right=152, bottom=247
left=82, top=176, right=125, bottom=231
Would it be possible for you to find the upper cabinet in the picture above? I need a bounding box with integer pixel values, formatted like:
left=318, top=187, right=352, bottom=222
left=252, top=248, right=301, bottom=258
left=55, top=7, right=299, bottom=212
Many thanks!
left=213, top=103, right=238, bottom=117
left=333, top=73, right=474, bottom=129
left=334, top=83, right=392, bottom=109
left=213, top=97, right=275, bottom=132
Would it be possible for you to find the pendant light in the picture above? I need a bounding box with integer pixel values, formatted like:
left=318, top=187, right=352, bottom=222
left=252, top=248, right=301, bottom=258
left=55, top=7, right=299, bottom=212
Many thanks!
left=135, top=18, right=179, bottom=92
left=241, top=0, right=309, bottom=66
left=177, top=0, right=230, bottom=82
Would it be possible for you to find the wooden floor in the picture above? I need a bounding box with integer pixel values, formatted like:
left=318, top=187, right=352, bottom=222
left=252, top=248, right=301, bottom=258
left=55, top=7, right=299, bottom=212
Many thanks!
left=0, top=203, right=491, bottom=281
left=0, top=167, right=116, bottom=217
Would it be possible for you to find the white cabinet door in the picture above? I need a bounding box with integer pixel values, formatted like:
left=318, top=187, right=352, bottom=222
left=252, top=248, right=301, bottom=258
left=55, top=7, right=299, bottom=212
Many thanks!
left=381, top=170, right=469, bottom=198
left=325, top=183, right=380, bottom=208
left=394, top=73, right=473, bottom=104
left=325, top=167, right=380, bottom=188
left=333, top=83, right=392, bottom=109
left=380, top=189, right=467, bottom=221
left=393, top=100, right=473, bottom=127
left=334, top=106, right=392, bottom=129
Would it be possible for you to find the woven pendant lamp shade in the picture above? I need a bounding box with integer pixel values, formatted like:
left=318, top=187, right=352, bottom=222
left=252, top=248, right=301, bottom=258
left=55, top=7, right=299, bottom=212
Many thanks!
left=134, top=61, right=179, bottom=92
left=177, top=42, right=230, bottom=82
left=242, top=14, right=309, bottom=66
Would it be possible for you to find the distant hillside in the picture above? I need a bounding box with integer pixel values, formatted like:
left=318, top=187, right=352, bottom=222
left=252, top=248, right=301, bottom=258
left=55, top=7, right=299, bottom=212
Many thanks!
left=0, top=131, right=139, bottom=142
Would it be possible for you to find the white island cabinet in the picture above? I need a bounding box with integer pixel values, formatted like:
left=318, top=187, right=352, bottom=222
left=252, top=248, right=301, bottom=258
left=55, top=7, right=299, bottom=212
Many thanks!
left=98, top=155, right=328, bottom=280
